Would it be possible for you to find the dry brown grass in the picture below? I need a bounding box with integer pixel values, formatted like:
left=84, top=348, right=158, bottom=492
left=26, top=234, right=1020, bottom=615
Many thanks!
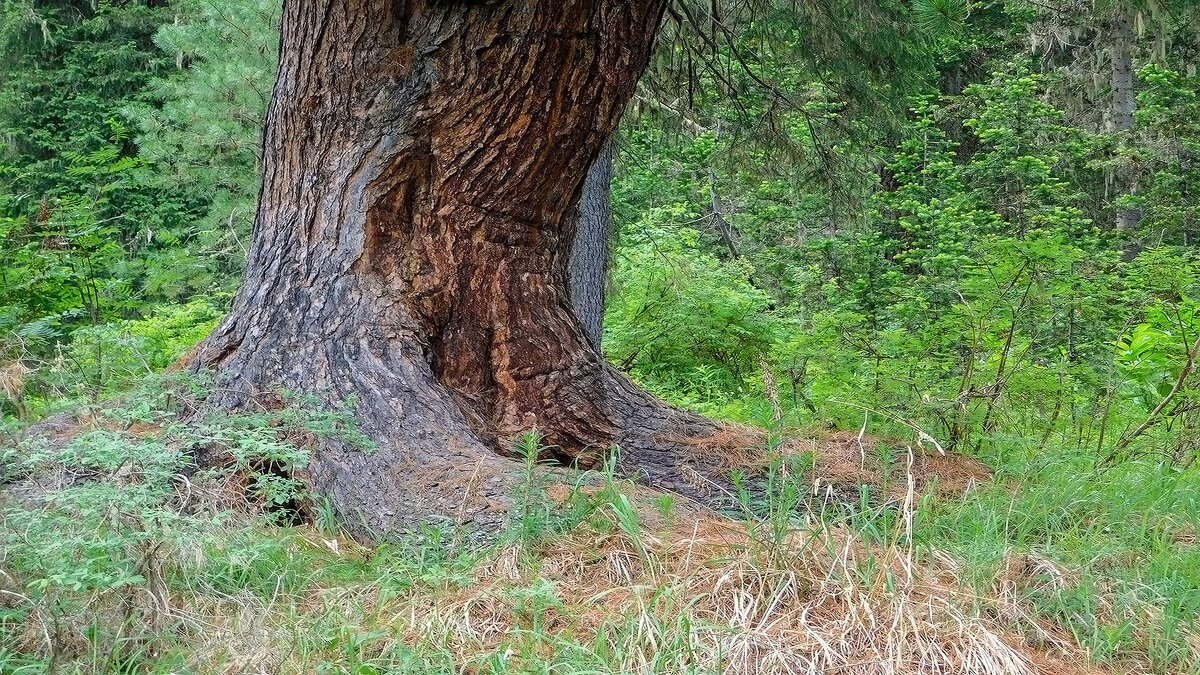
left=792, top=431, right=994, bottom=502
left=0, top=361, right=30, bottom=404
left=663, top=421, right=771, bottom=471
left=153, top=504, right=1121, bottom=675
left=660, top=425, right=994, bottom=506
left=1, top=415, right=1143, bottom=674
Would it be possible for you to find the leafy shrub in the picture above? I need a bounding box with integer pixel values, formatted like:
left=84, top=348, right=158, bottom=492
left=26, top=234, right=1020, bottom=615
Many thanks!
left=605, top=219, right=778, bottom=410
left=49, top=297, right=222, bottom=398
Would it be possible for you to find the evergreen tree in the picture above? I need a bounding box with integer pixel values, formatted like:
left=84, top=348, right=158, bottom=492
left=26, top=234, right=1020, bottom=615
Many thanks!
left=126, top=0, right=281, bottom=294
left=0, top=0, right=168, bottom=214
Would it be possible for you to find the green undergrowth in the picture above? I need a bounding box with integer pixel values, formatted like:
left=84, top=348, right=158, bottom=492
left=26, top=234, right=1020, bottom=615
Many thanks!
left=0, top=379, right=1198, bottom=673
left=924, top=444, right=1200, bottom=668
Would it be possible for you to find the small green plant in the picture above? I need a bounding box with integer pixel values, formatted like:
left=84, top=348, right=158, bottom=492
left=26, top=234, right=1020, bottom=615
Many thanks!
left=510, top=429, right=555, bottom=543
left=0, top=378, right=392, bottom=672
left=653, top=492, right=675, bottom=519
left=0, top=428, right=195, bottom=670
left=314, top=495, right=341, bottom=535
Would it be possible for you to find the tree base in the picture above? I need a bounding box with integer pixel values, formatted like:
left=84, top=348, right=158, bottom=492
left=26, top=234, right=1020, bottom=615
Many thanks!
left=190, top=321, right=759, bottom=539
left=178, top=0, right=709, bottom=539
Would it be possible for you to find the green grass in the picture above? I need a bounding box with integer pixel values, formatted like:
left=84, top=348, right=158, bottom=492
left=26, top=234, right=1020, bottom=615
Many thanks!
left=1, top=379, right=1199, bottom=674
left=919, top=443, right=1200, bottom=671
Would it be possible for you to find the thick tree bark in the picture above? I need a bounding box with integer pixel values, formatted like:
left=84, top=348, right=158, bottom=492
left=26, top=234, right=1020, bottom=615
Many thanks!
left=189, top=0, right=732, bottom=536
left=567, top=140, right=614, bottom=351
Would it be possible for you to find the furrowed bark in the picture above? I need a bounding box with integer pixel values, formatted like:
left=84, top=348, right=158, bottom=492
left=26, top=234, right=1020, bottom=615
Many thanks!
left=189, top=0, right=733, bottom=537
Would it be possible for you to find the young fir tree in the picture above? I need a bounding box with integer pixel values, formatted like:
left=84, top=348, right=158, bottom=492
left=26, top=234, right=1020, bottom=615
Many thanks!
left=126, top=0, right=281, bottom=296
left=0, top=0, right=168, bottom=216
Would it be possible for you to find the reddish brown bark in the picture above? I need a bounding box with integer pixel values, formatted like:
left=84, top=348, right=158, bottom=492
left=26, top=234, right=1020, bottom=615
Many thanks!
left=190, top=0, right=731, bottom=536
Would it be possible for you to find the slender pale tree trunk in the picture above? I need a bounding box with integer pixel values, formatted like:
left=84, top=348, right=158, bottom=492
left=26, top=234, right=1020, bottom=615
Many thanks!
left=568, top=140, right=614, bottom=351
left=1110, top=8, right=1136, bottom=134
left=1109, top=6, right=1143, bottom=237
left=189, top=0, right=729, bottom=536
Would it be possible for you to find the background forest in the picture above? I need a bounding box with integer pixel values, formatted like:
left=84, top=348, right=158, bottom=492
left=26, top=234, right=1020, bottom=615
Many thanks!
left=4, top=1, right=1200, bottom=673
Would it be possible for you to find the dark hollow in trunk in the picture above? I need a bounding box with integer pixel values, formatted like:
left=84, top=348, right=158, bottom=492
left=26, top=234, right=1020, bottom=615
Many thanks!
left=189, top=0, right=735, bottom=537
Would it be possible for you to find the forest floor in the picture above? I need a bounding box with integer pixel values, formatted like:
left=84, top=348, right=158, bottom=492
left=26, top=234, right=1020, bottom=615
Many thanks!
left=0, top=379, right=1196, bottom=674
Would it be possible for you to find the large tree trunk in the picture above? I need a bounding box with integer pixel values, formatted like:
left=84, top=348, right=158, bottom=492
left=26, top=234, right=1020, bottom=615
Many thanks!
left=190, top=0, right=731, bottom=536
left=567, top=140, right=614, bottom=351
